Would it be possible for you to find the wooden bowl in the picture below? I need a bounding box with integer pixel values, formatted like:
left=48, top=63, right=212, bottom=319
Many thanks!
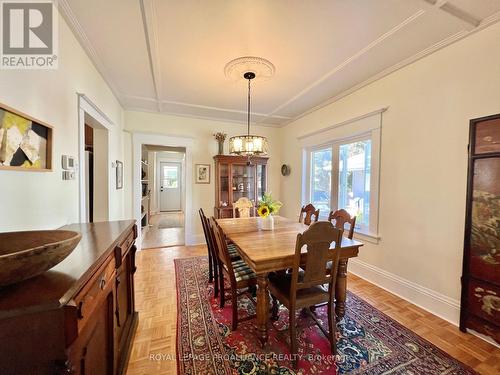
left=0, top=230, right=82, bottom=287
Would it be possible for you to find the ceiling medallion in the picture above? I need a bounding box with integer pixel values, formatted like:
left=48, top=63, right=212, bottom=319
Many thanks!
left=224, top=56, right=275, bottom=83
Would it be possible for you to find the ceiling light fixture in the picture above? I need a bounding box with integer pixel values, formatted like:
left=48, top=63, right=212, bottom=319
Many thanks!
left=229, top=71, right=268, bottom=157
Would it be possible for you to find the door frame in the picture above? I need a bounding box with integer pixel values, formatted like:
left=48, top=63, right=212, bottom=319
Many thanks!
left=132, top=133, right=194, bottom=248
left=78, top=94, right=113, bottom=223
left=158, top=159, right=184, bottom=212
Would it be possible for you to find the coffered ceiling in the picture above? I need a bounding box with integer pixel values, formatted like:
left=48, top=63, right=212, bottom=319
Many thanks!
left=60, top=0, right=500, bottom=127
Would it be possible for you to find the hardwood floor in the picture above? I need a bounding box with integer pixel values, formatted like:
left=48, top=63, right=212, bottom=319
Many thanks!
left=141, top=212, right=185, bottom=249
left=126, top=245, right=500, bottom=375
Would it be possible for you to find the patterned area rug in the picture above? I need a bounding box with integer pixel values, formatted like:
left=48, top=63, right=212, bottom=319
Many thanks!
left=175, top=257, right=475, bottom=374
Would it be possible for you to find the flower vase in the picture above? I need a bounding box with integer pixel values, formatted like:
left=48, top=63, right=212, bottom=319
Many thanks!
left=260, top=215, right=274, bottom=231
left=217, top=141, right=224, bottom=155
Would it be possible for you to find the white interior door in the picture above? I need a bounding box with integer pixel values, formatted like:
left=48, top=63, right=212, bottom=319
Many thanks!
left=160, top=162, right=181, bottom=211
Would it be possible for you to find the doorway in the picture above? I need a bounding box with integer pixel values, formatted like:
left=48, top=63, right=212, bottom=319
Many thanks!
left=140, top=144, right=186, bottom=249
left=78, top=94, right=111, bottom=223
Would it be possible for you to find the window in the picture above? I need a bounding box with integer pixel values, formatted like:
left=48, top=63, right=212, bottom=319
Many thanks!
left=300, top=109, right=384, bottom=239
left=311, top=148, right=332, bottom=213
left=162, top=165, right=178, bottom=188
left=304, top=133, right=379, bottom=237
left=338, top=139, right=371, bottom=230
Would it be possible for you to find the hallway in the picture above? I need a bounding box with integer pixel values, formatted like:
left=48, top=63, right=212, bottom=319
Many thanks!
left=141, top=212, right=185, bottom=249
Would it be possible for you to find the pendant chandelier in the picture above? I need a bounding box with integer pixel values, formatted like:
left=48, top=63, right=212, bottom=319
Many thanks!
left=229, top=72, right=268, bottom=156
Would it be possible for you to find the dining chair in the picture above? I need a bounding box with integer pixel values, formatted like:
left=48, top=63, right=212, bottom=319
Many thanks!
left=311, top=209, right=355, bottom=311
left=298, top=203, right=320, bottom=225
left=199, top=208, right=216, bottom=285
left=233, top=197, right=255, bottom=218
left=201, top=212, right=241, bottom=298
left=269, top=221, right=343, bottom=365
left=209, top=217, right=257, bottom=330
left=328, top=208, right=356, bottom=239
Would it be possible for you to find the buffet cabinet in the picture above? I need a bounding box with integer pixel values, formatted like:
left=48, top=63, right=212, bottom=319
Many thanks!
left=460, top=114, right=500, bottom=344
left=213, top=154, right=269, bottom=218
left=0, top=220, right=138, bottom=374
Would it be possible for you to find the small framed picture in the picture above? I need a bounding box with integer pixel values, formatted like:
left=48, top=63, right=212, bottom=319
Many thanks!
left=195, top=163, right=210, bottom=184
left=116, top=160, right=123, bottom=189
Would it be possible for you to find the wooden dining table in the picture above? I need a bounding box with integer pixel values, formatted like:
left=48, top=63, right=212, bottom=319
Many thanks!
left=216, top=215, right=364, bottom=346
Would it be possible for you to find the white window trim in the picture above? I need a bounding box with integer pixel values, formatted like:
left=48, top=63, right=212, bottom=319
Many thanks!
left=300, top=109, right=385, bottom=242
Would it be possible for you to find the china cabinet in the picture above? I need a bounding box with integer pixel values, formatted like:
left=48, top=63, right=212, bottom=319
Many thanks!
left=214, top=155, right=268, bottom=218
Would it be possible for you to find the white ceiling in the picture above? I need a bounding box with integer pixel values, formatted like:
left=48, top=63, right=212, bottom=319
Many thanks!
left=60, top=0, right=500, bottom=127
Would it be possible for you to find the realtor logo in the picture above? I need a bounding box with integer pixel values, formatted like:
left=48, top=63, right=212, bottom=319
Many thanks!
left=1, top=0, right=58, bottom=69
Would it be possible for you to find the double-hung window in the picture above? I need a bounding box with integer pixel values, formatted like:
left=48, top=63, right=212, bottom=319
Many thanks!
left=301, top=108, right=384, bottom=241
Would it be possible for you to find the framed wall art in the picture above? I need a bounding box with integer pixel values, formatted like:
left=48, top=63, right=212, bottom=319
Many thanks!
left=195, top=163, right=210, bottom=184
left=0, top=103, right=53, bottom=171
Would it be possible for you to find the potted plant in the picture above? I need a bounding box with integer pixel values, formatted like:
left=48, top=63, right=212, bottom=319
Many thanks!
left=257, top=192, right=283, bottom=230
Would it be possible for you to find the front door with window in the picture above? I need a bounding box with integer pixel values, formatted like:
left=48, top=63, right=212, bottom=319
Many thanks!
left=160, top=162, right=181, bottom=211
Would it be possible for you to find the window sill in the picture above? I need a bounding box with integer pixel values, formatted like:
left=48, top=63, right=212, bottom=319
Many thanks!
left=352, top=231, right=380, bottom=244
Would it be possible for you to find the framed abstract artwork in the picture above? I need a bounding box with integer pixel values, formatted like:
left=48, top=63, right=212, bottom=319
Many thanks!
left=460, top=113, right=500, bottom=344
left=195, top=164, right=210, bottom=184
left=0, top=103, right=53, bottom=171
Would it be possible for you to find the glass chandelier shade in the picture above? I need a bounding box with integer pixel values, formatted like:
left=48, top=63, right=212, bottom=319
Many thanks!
left=229, top=72, right=268, bottom=156
left=229, top=134, right=267, bottom=155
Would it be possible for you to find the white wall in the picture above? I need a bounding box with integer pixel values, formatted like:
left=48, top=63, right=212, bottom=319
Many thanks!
left=279, top=22, right=500, bottom=324
left=0, top=11, right=126, bottom=231
left=125, top=111, right=282, bottom=244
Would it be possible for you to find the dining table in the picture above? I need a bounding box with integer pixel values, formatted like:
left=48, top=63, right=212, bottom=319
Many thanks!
left=216, top=215, right=364, bottom=346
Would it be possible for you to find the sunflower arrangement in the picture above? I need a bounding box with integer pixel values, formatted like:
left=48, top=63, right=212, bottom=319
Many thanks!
left=257, top=192, right=283, bottom=218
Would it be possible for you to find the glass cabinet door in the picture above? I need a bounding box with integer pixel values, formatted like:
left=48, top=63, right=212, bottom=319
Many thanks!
left=256, top=164, right=266, bottom=202
left=219, top=163, right=229, bottom=207
left=231, top=164, right=256, bottom=205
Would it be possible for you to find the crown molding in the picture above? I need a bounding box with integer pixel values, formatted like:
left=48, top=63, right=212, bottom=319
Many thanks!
left=124, top=107, right=284, bottom=128
left=161, top=98, right=291, bottom=119
left=119, top=94, right=291, bottom=120
left=58, top=0, right=124, bottom=107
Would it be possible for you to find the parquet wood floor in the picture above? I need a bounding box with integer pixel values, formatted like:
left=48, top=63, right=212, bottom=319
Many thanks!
left=141, top=212, right=185, bottom=249
left=126, top=245, right=500, bottom=375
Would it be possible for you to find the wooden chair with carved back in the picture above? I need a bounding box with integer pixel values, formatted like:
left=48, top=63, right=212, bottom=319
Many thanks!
left=309, top=209, right=357, bottom=312
left=209, top=217, right=257, bottom=331
left=328, top=209, right=356, bottom=239
left=298, top=203, right=320, bottom=225
left=269, top=222, right=343, bottom=366
left=199, top=209, right=216, bottom=286
left=233, top=197, right=255, bottom=218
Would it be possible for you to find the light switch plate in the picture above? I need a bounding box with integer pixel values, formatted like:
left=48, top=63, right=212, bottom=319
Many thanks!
left=62, top=170, right=75, bottom=180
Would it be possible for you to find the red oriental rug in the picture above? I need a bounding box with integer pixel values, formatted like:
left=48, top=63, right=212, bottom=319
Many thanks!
left=175, top=257, right=476, bottom=374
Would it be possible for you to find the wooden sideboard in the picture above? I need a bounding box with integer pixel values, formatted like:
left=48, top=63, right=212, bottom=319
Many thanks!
left=0, top=220, right=138, bottom=375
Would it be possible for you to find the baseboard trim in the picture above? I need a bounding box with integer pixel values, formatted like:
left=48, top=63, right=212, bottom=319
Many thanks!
left=348, top=259, right=460, bottom=326
left=186, top=233, right=205, bottom=246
